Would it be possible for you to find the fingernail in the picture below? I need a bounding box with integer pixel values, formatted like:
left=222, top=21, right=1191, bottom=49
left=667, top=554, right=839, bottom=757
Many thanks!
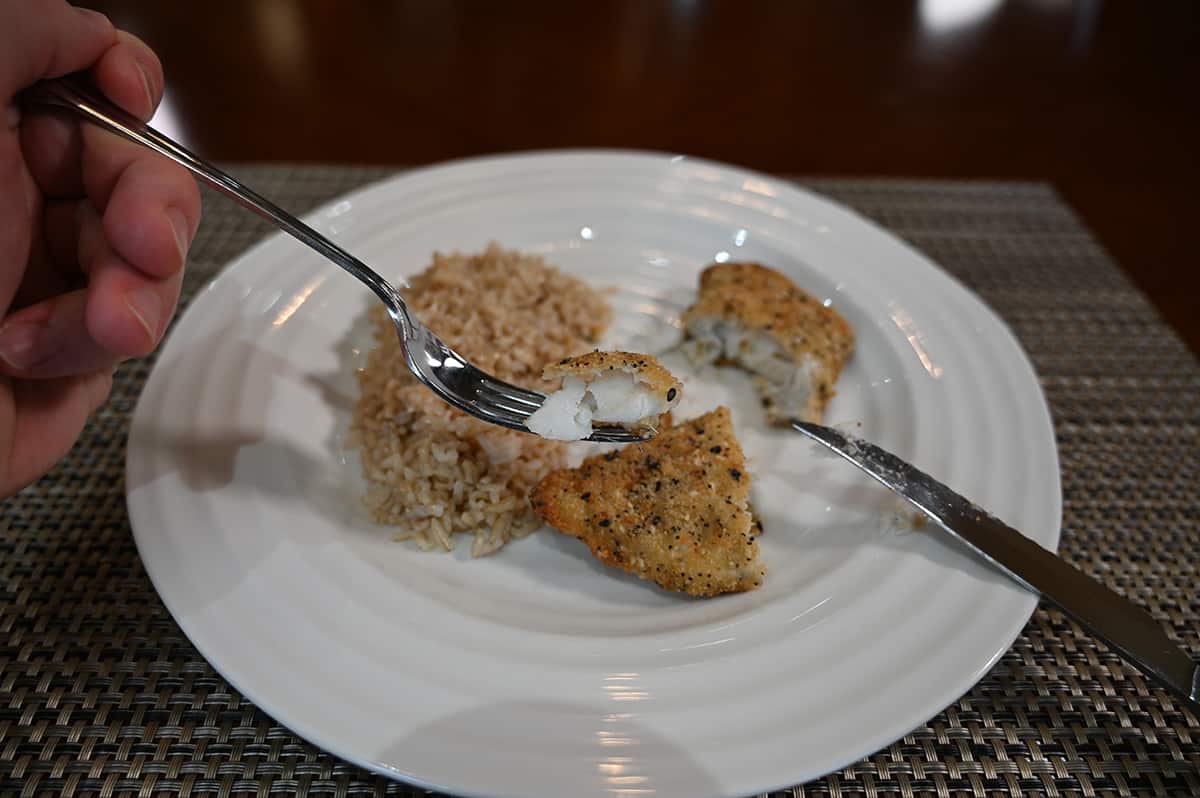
left=165, top=207, right=189, bottom=263
left=74, top=7, right=112, bottom=32
left=0, top=323, right=40, bottom=371
left=135, top=61, right=155, bottom=112
left=124, top=285, right=162, bottom=344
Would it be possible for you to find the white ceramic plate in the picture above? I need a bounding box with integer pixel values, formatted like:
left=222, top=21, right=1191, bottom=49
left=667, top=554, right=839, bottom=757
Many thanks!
left=126, top=152, right=1060, bottom=798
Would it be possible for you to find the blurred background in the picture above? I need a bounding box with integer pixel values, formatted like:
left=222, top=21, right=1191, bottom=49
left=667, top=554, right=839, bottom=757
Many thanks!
left=81, top=0, right=1199, bottom=354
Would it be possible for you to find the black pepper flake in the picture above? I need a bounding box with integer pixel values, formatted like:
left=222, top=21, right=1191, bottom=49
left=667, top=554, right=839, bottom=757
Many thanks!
left=581, top=492, right=591, bottom=501
left=666, top=387, right=677, bottom=402
left=654, top=480, right=662, bottom=492
left=730, top=468, right=742, bottom=481
left=644, top=457, right=660, bottom=471
left=603, top=451, right=619, bottom=461
left=598, top=519, right=611, bottom=527
left=710, top=445, right=722, bottom=454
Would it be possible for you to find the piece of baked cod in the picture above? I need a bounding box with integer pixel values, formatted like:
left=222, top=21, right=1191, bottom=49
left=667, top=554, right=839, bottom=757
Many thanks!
left=531, top=407, right=764, bottom=597
left=681, top=262, right=854, bottom=424
left=525, top=351, right=682, bottom=441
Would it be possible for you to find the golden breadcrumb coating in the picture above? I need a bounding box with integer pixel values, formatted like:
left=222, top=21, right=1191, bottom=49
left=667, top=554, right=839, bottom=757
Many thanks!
left=682, top=262, right=854, bottom=423
left=544, top=350, right=682, bottom=406
left=532, top=407, right=763, bottom=597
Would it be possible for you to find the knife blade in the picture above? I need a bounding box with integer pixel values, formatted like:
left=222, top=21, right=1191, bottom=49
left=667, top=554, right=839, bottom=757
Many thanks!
left=792, top=420, right=1199, bottom=712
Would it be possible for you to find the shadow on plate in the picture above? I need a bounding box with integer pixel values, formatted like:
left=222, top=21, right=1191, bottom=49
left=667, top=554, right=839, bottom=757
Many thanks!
left=128, top=329, right=357, bottom=526
left=126, top=328, right=368, bottom=615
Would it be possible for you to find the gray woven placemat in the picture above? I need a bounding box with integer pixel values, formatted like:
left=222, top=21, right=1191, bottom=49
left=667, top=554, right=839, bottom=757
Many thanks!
left=2, top=166, right=1197, bottom=798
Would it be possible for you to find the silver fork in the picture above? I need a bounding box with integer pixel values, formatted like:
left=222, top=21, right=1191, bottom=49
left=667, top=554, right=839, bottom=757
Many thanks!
left=23, top=77, right=646, bottom=444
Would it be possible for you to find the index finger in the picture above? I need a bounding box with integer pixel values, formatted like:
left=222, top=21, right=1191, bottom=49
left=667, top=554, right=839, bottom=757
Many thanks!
left=0, top=1, right=116, bottom=96
left=22, top=29, right=167, bottom=199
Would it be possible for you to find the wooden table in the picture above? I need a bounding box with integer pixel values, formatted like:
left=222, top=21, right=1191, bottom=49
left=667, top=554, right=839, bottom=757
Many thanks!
left=83, top=0, right=1200, bottom=355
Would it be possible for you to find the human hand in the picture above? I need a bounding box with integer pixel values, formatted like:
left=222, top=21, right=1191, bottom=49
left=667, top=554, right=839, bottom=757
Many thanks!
left=0, top=1, right=200, bottom=497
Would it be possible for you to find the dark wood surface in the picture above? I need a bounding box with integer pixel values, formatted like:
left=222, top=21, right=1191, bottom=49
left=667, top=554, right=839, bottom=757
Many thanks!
left=83, top=1, right=1199, bottom=355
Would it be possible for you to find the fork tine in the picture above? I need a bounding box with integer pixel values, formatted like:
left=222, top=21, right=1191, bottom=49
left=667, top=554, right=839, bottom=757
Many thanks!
left=588, top=427, right=652, bottom=443
left=469, top=403, right=529, bottom=428
left=472, top=388, right=648, bottom=442
left=414, top=335, right=652, bottom=443
left=475, top=377, right=544, bottom=409
left=476, top=384, right=543, bottom=411
left=477, top=396, right=538, bottom=420
left=475, top=375, right=652, bottom=442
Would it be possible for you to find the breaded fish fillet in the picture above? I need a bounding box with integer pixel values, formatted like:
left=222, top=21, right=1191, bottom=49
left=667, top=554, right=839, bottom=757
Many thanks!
left=531, top=407, right=764, bottom=596
left=525, top=351, right=682, bottom=441
left=681, top=262, right=854, bottom=424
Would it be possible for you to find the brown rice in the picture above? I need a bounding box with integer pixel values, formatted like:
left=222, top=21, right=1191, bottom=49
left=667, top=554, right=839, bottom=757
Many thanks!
left=352, top=244, right=612, bottom=555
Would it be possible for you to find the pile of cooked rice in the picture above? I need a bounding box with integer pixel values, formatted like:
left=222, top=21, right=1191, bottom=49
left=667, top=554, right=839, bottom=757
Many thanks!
left=352, top=244, right=612, bottom=556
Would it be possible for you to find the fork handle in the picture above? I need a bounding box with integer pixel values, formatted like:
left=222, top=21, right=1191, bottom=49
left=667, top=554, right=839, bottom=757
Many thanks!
left=20, top=77, right=410, bottom=327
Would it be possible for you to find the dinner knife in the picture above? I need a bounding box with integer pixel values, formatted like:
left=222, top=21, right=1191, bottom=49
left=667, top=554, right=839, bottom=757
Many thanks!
left=792, top=421, right=1200, bottom=712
